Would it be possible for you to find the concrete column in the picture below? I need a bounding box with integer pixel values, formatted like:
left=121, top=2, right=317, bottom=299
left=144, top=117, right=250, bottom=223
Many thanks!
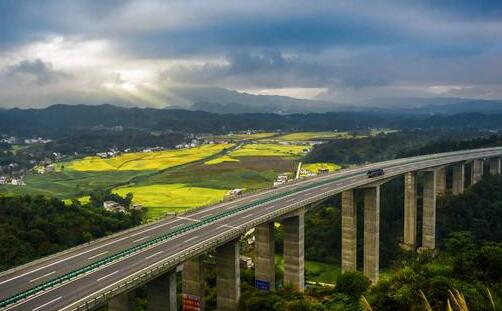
left=182, top=257, right=204, bottom=311
left=255, top=222, right=275, bottom=291
left=403, top=172, right=417, bottom=250
left=108, top=291, right=135, bottom=311
left=422, top=171, right=436, bottom=250
left=282, top=211, right=305, bottom=291
left=435, top=167, right=446, bottom=196
left=148, top=270, right=177, bottom=311
left=471, top=159, right=483, bottom=185
left=216, top=240, right=240, bottom=311
left=452, top=163, right=465, bottom=195
left=341, top=190, right=357, bottom=272
left=489, top=157, right=501, bottom=175
left=363, top=186, right=380, bottom=283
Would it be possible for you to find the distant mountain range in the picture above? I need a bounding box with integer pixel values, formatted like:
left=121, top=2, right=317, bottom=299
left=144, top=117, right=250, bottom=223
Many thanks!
left=159, top=86, right=502, bottom=115
left=2, top=103, right=502, bottom=138
left=163, top=86, right=340, bottom=113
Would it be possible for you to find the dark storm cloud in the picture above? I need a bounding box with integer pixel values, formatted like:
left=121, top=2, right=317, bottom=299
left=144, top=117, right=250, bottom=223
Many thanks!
left=0, top=0, right=501, bottom=107
left=5, top=59, right=70, bottom=85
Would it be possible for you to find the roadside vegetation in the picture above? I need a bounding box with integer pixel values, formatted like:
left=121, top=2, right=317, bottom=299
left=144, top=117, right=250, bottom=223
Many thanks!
left=0, top=192, right=142, bottom=271
left=235, top=175, right=502, bottom=310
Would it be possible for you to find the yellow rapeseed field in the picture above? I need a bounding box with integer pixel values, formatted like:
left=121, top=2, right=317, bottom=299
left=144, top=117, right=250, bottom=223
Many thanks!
left=302, top=162, right=341, bottom=174
left=113, top=183, right=229, bottom=219
left=230, top=143, right=308, bottom=158
left=204, top=155, right=240, bottom=165
left=67, top=144, right=233, bottom=171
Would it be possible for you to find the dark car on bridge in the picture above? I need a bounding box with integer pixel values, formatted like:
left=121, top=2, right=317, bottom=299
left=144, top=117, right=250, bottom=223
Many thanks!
left=367, top=168, right=385, bottom=178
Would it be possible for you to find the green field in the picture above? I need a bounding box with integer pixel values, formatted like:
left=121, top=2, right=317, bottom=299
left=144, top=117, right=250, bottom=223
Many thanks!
left=113, top=184, right=229, bottom=219
left=67, top=144, right=233, bottom=171
left=276, top=255, right=341, bottom=284
left=275, top=131, right=353, bottom=141
left=0, top=169, right=151, bottom=199
left=207, top=132, right=278, bottom=141
left=137, top=156, right=296, bottom=191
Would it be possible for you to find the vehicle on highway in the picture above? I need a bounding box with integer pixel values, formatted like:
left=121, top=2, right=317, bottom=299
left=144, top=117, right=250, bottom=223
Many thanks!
left=367, top=168, right=385, bottom=178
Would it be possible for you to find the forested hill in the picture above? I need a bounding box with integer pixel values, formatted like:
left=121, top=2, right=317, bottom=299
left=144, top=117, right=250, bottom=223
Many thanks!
left=2, top=104, right=502, bottom=136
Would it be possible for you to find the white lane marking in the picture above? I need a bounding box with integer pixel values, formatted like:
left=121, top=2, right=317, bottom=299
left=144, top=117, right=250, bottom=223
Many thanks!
left=241, top=213, right=255, bottom=219
left=97, top=270, right=119, bottom=282
left=286, top=198, right=296, bottom=203
left=222, top=224, right=239, bottom=229
left=87, top=251, right=109, bottom=260
left=265, top=205, right=276, bottom=210
left=32, top=296, right=62, bottom=311
left=176, top=216, right=200, bottom=222
left=0, top=218, right=183, bottom=285
left=145, top=251, right=164, bottom=260
left=183, top=235, right=200, bottom=244
left=29, top=271, right=56, bottom=283
left=133, top=235, right=150, bottom=243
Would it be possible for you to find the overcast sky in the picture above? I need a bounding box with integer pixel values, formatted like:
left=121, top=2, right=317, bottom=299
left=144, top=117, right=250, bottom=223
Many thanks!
left=0, top=0, right=501, bottom=108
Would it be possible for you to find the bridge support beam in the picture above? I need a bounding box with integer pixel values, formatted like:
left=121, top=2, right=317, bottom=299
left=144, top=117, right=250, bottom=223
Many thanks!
left=216, top=240, right=240, bottom=311
left=471, top=159, right=483, bottom=185
left=402, top=172, right=417, bottom=250
left=435, top=167, right=446, bottom=196
left=108, top=291, right=135, bottom=311
left=182, top=257, right=204, bottom=311
left=282, top=210, right=305, bottom=291
left=255, top=222, right=276, bottom=291
left=489, top=157, right=501, bottom=175
left=341, top=190, right=357, bottom=272
left=363, top=186, right=380, bottom=283
left=452, top=163, right=465, bottom=195
left=422, top=171, right=436, bottom=250
left=148, top=270, right=177, bottom=311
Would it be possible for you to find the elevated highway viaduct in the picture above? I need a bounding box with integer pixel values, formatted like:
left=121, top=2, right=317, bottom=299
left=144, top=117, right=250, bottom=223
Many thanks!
left=1, top=147, right=502, bottom=311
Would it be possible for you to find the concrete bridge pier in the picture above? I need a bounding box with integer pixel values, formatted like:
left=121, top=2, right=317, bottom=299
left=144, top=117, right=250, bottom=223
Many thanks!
left=402, top=172, right=417, bottom=250
left=341, top=190, right=357, bottom=272
left=282, top=210, right=305, bottom=291
left=147, top=270, right=177, bottom=311
left=255, top=222, right=276, bottom=290
left=216, top=240, right=240, bottom=311
left=108, top=291, right=135, bottom=311
left=182, top=257, right=205, bottom=311
left=435, top=167, right=446, bottom=196
left=471, top=159, right=483, bottom=185
left=489, top=157, right=501, bottom=175
left=422, top=170, right=437, bottom=250
left=363, top=186, right=380, bottom=283
left=452, top=163, right=465, bottom=195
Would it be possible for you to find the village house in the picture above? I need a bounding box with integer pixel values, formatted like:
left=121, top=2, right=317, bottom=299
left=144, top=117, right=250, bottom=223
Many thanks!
left=103, top=201, right=126, bottom=213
